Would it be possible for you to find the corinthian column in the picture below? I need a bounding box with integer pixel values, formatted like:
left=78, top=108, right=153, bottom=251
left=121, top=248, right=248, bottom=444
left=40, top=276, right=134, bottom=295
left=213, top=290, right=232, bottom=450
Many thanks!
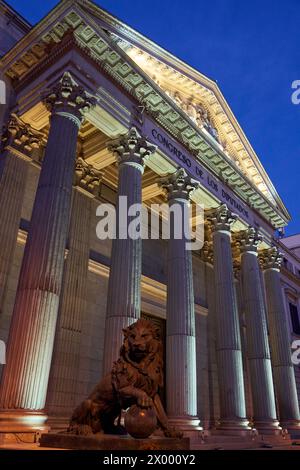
left=159, top=168, right=200, bottom=431
left=235, top=228, right=280, bottom=434
left=46, top=160, right=102, bottom=422
left=102, top=127, right=156, bottom=375
left=208, top=204, right=249, bottom=432
left=259, top=247, right=300, bottom=433
left=0, top=72, right=95, bottom=433
left=0, top=114, right=45, bottom=315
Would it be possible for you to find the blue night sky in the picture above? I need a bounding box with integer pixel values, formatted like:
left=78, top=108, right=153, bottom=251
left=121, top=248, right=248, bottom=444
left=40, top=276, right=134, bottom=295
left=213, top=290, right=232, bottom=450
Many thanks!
left=7, top=0, right=300, bottom=235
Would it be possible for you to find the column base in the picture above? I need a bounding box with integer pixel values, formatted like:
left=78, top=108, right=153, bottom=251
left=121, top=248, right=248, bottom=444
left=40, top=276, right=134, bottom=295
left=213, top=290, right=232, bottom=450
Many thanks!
left=279, top=420, right=300, bottom=438
left=168, top=416, right=202, bottom=441
left=0, top=410, right=49, bottom=433
left=168, top=416, right=202, bottom=431
left=253, top=419, right=282, bottom=435
left=213, top=418, right=252, bottom=436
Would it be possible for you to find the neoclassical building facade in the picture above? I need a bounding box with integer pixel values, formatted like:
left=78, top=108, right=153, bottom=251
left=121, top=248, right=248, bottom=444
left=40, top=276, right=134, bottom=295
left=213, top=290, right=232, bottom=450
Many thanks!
left=0, top=0, right=300, bottom=444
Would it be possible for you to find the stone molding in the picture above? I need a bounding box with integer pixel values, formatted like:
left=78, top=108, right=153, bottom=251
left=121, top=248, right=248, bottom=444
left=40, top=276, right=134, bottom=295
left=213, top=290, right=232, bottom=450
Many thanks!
left=1, top=113, right=46, bottom=157
left=107, top=126, right=156, bottom=170
left=43, top=71, right=96, bottom=128
left=74, top=157, right=103, bottom=197
left=159, top=167, right=200, bottom=202
left=201, top=240, right=214, bottom=265
left=207, top=203, right=237, bottom=232
left=259, top=246, right=283, bottom=271
left=234, top=226, right=262, bottom=254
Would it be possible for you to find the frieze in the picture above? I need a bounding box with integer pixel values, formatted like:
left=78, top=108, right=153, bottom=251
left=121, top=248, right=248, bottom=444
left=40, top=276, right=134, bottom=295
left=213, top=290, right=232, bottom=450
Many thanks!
left=147, top=122, right=254, bottom=225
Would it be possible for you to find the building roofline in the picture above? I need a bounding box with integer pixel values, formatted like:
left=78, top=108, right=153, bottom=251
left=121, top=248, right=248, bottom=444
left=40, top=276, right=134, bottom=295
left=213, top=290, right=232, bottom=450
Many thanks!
left=282, top=233, right=300, bottom=241
left=0, top=0, right=292, bottom=226
left=0, top=0, right=32, bottom=30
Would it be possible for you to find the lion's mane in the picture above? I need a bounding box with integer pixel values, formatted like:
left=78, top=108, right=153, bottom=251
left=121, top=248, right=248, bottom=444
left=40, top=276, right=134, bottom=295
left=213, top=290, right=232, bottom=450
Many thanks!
left=111, top=319, right=164, bottom=398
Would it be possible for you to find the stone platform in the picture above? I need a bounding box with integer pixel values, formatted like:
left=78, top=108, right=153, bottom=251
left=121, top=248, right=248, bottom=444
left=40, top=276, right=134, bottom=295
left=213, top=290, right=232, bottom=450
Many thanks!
left=194, top=434, right=296, bottom=450
left=39, top=433, right=190, bottom=451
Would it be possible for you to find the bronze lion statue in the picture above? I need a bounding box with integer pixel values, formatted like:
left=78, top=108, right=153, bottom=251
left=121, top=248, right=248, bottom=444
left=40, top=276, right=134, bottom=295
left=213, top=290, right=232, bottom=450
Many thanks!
left=68, top=318, right=182, bottom=438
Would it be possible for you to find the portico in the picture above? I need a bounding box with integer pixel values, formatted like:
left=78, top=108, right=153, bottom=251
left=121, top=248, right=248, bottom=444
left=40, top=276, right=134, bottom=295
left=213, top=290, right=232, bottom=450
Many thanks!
left=0, top=0, right=299, bottom=446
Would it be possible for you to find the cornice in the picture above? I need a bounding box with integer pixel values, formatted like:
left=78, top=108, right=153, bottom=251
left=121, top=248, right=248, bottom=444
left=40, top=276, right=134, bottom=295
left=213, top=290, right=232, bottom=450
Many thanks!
left=278, top=239, right=300, bottom=266
left=281, top=266, right=300, bottom=288
left=0, top=0, right=75, bottom=68
left=0, top=0, right=32, bottom=32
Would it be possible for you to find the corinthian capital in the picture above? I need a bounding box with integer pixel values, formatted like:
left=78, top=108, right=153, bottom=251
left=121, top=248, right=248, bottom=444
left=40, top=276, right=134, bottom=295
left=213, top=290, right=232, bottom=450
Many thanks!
left=258, top=246, right=283, bottom=271
left=159, top=168, right=200, bottom=201
left=43, top=71, right=96, bottom=127
left=1, top=113, right=46, bottom=155
left=207, top=203, right=237, bottom=232
left=108, top=127, right=156, bottom=170
left=74, top=157, right=103, bottom=198
left=201, top=240, right=214, bottom=264
left=234, top=227, right=262, bottom=254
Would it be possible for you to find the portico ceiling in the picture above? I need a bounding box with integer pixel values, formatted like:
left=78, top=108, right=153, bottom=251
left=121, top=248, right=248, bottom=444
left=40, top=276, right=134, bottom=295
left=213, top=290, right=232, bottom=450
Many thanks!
left=0, top=0, right=290, bottom=229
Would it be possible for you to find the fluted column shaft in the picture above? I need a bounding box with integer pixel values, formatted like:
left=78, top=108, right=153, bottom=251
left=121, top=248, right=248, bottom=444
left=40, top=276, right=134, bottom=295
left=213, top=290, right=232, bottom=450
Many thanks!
left=0, top=115, right=44, bottom=315
left=0, top=114, right=77, bottom=412
left=46, top=188, right=92, bottom=418
left=0, top=153, right=28, bottom=311
left=160, top=168, right=200, bottom=430
left=202, top=240, right=220, bottom=427
left=237, top=229, right=279, bottom=433
left=260, top=247, right=300, bottom=429
left=0, top=72, right=95, bottom=431
left=103, top=128, right=156, bottom=375
left=209, top=204, right=248, bottom=431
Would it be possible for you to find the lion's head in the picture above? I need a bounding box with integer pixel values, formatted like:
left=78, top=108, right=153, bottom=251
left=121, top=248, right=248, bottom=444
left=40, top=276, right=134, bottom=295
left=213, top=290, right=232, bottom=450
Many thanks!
left=119, top=318, right=164, bottom=389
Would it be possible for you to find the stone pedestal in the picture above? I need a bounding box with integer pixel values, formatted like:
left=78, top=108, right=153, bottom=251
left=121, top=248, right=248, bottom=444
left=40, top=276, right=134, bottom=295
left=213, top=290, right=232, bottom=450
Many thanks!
left=260, top=247, right=300, bottom=435
left=40, top=432, right=190, bottom=450
left=236, top=228, right=280, bottom=434
left=159, top=168, right=200, bottom=432
left=0, top=72, right=95, bottom=433
left=103, top=128, right=156, bottom=375
left=208, top=204, right=249, bottom=432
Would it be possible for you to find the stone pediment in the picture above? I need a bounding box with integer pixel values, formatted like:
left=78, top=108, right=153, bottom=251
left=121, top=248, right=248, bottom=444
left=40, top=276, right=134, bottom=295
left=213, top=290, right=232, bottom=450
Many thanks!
left=0, top=0, right=290, bottom=229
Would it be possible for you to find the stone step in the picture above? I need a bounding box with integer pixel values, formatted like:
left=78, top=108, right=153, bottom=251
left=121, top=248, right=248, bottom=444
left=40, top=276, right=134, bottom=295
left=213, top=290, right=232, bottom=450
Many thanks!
left=193, top=439, right=298, bottom=451
left=199, top=435, right=256, bottom=443
left=193, top=442, right=259, bottom=450
left=191, top=433, right=299, bottom=450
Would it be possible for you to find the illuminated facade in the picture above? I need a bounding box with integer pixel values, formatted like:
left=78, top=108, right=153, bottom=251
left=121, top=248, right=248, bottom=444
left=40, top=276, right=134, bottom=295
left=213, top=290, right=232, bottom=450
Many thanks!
left=0, top=0, right=300, bottom=446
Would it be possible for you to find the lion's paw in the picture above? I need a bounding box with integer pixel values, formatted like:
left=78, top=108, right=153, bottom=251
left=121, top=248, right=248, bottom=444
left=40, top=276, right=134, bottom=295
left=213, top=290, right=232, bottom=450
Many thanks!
left=69, top=424, right=93, bottom=436
left=164, top=427, right=183, bottom=439
left=137, top=394, right=153, bottom=408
